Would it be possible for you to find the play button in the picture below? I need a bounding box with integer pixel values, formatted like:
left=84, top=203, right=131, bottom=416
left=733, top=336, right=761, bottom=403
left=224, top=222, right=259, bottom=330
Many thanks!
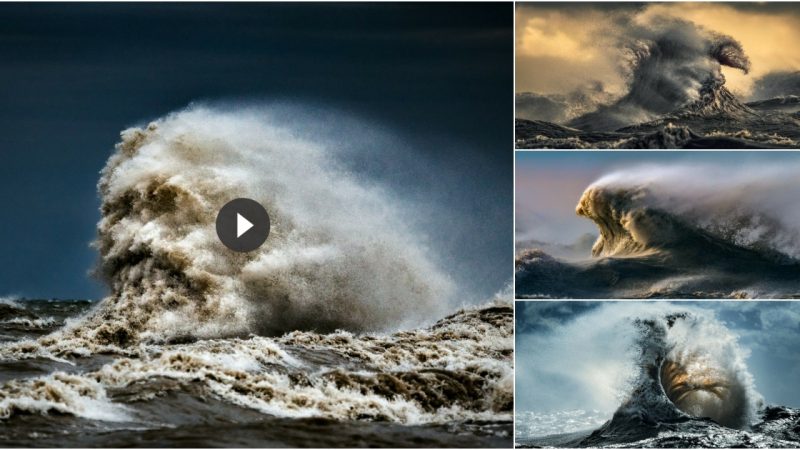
left=216, top=198, right=270, bottom=252
left=237, top=213, right=253, bottom=238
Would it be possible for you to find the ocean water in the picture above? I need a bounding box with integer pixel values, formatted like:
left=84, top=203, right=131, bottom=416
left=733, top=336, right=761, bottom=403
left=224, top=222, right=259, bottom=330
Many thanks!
left=0, top=106, right=512, bottom=447
left=516, top=162, right=800, bottom=299
left=515, top=14, right=800, bottom=149
left=0, top=298, right=512, bottom=447
left=515, top=306, right=800, bottom=448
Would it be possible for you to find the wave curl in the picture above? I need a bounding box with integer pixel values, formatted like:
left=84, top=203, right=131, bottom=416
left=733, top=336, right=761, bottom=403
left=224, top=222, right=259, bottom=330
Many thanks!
left=65, top=106, right=454, bottom=346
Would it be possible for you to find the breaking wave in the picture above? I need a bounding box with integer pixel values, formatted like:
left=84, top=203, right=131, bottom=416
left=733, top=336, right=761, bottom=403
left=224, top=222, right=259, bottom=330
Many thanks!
left=515, top=305, right=783, bottom=448
left=515, top=84, right=617, bottom=124
left=577, top=164, right=800, bottom=262
left=0, top=298, right=23, bottom=322
left=515, top=13, right=800, bottom=149
left=621, top=312, right=760, bottom=430
left=750, top=71, right=800, bottom=102
left=515, top=163, right=800, bottom=298
left=48, top=106, right=455, bottom=346
left=568, top=18, right=752, bottom=131
left=0, top=105, right=512, bottom=445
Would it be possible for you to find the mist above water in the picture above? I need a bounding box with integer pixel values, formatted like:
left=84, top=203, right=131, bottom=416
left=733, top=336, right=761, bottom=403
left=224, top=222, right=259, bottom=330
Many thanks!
left=79, top=105, right=459, bottom=345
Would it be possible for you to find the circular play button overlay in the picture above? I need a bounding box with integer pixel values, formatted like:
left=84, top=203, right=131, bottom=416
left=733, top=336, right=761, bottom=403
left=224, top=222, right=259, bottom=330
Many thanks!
left=215, top=198, right=270, bottom=252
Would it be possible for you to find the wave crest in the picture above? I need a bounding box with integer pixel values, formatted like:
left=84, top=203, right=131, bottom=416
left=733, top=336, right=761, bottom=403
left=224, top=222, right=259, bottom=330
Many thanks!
left=629, top=312, right=760, bottom=429
left=571, top=310, right=762, bottom=447
left=69, top=106, right=454, bottom=345
left=576, top=164, right=800, bottom=263
left=568, top=18, right=752, bottom=131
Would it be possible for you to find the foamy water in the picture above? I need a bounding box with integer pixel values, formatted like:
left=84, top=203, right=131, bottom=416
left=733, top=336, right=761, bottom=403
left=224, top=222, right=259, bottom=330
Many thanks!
left=0, top=106, right=511, bottom=447
left=0, top=300, right=512, bottom=432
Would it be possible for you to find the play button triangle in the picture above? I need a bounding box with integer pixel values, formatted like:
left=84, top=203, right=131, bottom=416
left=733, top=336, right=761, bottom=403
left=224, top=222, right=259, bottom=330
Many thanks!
left=236, top=213, right=254, bottom=238
left=216, top=198, right=270, bottom=252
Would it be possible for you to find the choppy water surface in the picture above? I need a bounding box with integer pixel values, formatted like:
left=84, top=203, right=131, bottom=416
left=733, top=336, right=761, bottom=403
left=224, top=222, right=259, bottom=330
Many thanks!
left=0, top=299, right=512, bottom=447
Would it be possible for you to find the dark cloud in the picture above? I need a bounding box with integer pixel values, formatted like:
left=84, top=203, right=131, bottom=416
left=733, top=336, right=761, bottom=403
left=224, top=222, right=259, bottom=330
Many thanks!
left=750, top=71, right=800, bottom=101
left=516, top=301, right=601, bottom=334
left=516, top=2, right=647, bottom=13
left=516, top=2, right=800, bottom=15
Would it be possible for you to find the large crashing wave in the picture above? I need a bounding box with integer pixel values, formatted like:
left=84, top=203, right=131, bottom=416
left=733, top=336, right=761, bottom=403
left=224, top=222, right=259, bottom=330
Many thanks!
left=568, top=18, right=752, bottom=131
left=515, top=162, right=800, bottom=298
left=63, top=106, right=454, bottom=345
left=576, top=163, right=800, bottom=263
left=515, top=13, right=800, bottom=149
left=570, top=309, right=763, bottom=447
left=516, top=304, right=764, bottom=447
left=626, top=312, right=759, bottom=429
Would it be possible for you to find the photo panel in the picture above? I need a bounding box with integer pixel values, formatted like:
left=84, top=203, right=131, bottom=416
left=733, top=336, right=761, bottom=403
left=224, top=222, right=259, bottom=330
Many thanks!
left=515, top=2, right=800, bottom=149
left=0, top=3, right=514, bottom=448
left=516, top=151, right=800, bottom=299
left=515, top=300, right=800, bottom=448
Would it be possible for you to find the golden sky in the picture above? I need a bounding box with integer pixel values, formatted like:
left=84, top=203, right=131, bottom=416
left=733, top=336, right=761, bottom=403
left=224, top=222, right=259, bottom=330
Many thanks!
left=516, top=2, right=800, bottom=97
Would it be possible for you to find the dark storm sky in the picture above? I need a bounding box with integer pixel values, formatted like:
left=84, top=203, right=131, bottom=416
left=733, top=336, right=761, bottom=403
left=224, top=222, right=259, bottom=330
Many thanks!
left=0, top=3, right=512, bottom=300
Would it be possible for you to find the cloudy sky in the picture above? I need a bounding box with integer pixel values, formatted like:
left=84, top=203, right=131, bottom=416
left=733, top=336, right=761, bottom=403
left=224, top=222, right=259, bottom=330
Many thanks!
left=516, top=2, right=800, bottom=98
left=516, top=301, right=800, bottom=413
left=0, top=4, right=512, bottom=300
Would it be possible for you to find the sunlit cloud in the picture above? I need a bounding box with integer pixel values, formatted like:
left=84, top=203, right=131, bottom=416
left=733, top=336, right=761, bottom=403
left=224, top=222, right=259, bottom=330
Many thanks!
left=516, top=2, right=800, bottom=97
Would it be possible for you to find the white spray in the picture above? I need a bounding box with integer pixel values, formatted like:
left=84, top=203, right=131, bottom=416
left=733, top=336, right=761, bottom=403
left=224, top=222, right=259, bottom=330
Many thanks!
left=516, top=303, right=762, bottom=436
left=71, top=105, right=454, bottom=345
left=577, top=162, right=800, bottom=260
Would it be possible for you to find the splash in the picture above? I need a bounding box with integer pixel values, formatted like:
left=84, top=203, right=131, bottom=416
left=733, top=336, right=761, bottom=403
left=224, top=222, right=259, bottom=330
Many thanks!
left=629, top=312, right=760, bottom=429
left=515, top=84, right=617, bottom=124
left=576, top=163, right=800, bottom=262
left=60, top=106, right=454, bottom=346
left=568, top=18, right=752, bottom=131
left=579, top=308, right=763, bottom=446
left=515, top=303, right=763, bottom=446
